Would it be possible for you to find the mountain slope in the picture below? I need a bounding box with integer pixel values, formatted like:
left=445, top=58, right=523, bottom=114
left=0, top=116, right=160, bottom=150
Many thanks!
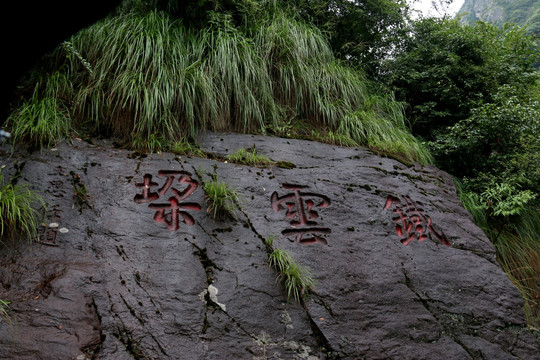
left=458, top=0, right=540, bottom=33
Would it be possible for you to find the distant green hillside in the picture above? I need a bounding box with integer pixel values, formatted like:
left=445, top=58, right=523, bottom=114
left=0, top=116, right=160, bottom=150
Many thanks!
left=458, top=0, right=540, bottom=33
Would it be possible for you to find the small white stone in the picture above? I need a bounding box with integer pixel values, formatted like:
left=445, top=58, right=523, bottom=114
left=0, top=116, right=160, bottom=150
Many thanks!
left=59, top=228, right=69, bottom=233
left=48, top=223, right=59, bottom=228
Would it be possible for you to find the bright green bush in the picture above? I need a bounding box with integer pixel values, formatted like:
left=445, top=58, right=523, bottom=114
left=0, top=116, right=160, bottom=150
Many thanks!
left=386, top=19, right=539, bottom=140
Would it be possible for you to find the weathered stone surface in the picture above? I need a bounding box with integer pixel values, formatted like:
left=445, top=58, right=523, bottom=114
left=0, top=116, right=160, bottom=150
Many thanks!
left=0, top=133, right=538, bottom=359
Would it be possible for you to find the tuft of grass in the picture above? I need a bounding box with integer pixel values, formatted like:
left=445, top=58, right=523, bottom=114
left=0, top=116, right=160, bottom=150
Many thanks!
left=0, top=170, right=44, bottom=242
left=172, top=139, right=206, bottom=157
left=7, top=84, right=72, bottom=149
left=203, top=175, right=240, bottom=221
left=130, top=132, right=169, bottom=154
left=225, top=148, right=274, bottom=166
left=268, top=247, right=315, bottom=302
left=0, top=299, right=10, bottom=323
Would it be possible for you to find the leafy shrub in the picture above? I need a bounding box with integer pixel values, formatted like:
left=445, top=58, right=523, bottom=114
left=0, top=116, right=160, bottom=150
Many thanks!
left=386, top=19, right=538, bottom=140
left=430, top=87, right=540, bottom=189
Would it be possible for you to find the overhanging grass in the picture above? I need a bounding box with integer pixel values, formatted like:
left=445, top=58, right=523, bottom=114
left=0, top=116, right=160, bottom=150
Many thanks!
left=8, top=4, right=432, bottom=164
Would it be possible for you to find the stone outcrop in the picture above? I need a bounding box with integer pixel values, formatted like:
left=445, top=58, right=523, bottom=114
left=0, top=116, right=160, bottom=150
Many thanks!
left=0, top=133, right=538, bottom=359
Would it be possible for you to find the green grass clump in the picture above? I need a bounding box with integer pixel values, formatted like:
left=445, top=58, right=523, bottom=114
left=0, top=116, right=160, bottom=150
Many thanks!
left=225, top=148, right=274, bottom=166
left=7, top=84, right=72, bottom=149
left=172, top=139, right=206, bottom=157
left=0, top=171, right=44, bottom=242
left=0, top=299, right=9, bottom=322
left=131, top=133, right=170, bottom=154
left=203, top=175, right=240, bottom=221
left=268, top=247, right=315, bottom=302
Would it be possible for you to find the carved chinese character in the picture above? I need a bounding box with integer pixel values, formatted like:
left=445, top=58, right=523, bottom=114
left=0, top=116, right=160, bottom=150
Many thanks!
left=149, top=197, right=202, bottom=231
left=384, top=195, right=450, bottom=246
left=134, top=170, right=201, bottom=231
left=271, top=184, right=331, bottom=245
left=134, top=174, right=160, bottom=204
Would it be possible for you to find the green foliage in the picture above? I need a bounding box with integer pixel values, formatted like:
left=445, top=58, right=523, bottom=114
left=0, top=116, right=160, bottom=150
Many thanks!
left=7, top=2, right=430, bottom=163
left=457, top=183, right=540, bottom=328
left=282, top=0, right=410, bottom=76
left=268, top=247, right=315, bottom=302
left=131, top=133, right=170, bottom=154
left=478, top=182, right=536, bottom=217
left=7, top=84, right=72, bottom=149
left=225, top=148, right=273, bottom=166
left=431, top=87, right=540, bottom=185
left=0, top=170, right=44, bottom=242
left=385, top=19, right=539, bottom=140
left=203, top=175, right=240, bottom=220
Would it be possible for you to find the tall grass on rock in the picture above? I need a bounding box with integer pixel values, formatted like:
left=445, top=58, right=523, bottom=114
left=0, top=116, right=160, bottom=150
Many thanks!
left=0, top=170, right=44, bottom=242
left=7, top=84, right=72, bottom=149
left=9, top=3, right=430, bottom=164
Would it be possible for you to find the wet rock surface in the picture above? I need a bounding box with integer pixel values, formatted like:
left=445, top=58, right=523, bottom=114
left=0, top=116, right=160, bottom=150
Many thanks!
left=0, top=133, right=538, bottom=359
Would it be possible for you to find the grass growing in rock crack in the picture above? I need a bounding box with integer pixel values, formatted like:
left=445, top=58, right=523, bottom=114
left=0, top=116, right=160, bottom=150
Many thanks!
left=203, top=175, right=240, bottom=221
left=268, top=247, right=315, bottom=302
left=0, top=170, right=44, bottom=242
left=225, top=148, right=274, bottom=166
left=0, top=299, right=10, bottom=323
left=172, top=139, right=206, bottom=157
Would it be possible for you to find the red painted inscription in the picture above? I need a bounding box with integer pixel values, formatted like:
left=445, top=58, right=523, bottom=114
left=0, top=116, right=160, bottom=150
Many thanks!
left=134, top=170, right=201, bottom=231
left=271, top=184, right=331, bottom=245
left=384, top=195, right=450, bottom=246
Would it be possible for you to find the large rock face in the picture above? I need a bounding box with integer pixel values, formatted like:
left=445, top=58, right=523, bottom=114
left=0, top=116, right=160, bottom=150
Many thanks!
left=0, top=133, right=538, bottom=359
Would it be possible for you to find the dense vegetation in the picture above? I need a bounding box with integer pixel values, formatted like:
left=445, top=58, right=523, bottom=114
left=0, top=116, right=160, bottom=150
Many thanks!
left=6, top=0, right=431, bottom=164
left=2, top=0, right=539, bottom=329
left=459, top=0, right=540, bottom=34
left=385, top=15, right=539, bottom=328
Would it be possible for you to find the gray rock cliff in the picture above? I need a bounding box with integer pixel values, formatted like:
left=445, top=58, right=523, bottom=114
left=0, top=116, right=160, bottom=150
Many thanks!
left=0, top=134, right=538, bottom=359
